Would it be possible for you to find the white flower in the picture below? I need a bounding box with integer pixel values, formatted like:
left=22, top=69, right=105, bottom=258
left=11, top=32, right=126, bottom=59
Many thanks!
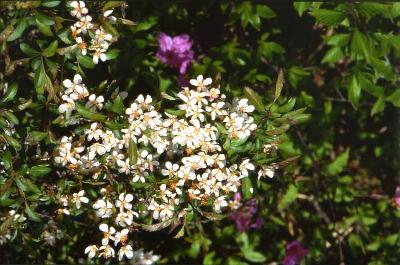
left=118, top=244, right=133, bottom=261
left=70, top=1, right=88, bottom=18
left=93, top=199, right=113, bottom=218
left=99, top=223, right=115, bottom=246
left=88, top=94, right=104, bottom=109
left=214, top=196, right=228, bottom=213
left=75, top=36, right=87, bottom=55
left=98, top=245, right=115, bottom=258
left=190, top=75, right=212, bottom=90
left=92, top=48, right=107, bottom=64
left=58, top=95, right=75, bottom=114
left=114, top=228, right=129, bottom=246
left=258, top=167, right=274, bottom=179
left=85, top=123, right=104, bottom=141
left=239, top=159, right=255, bottom=176
left=78, top=15, right=93, bottom=34
left=161, top=162, right=179, bottom=177
left=85, top=245, right=98, bottom=258
left=104, top=9, right=117, bottom=24
left=115, top=193, right=133, bottom=211
left=71, top=190, right=89, bottom=209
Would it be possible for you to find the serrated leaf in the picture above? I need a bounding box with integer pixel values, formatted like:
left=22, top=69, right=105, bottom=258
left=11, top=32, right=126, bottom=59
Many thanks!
left=311, top=9, right=346, bottom=26
left=351, top=30, right=369, bottom=57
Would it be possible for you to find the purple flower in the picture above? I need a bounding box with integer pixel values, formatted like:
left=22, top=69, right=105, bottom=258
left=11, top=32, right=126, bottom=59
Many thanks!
left=282, top=241, right=308, bottom=265
left=229, top=193, right=263, bottom=232
left=394, top=186, right=400, bottom=207
left=156, top=33, right=194, bottom=74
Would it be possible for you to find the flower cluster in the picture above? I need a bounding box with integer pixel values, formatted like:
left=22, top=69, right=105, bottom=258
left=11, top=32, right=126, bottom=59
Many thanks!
left=69, top=1, right=115, bottom=64
left=55, top=74, right=266, bottom=260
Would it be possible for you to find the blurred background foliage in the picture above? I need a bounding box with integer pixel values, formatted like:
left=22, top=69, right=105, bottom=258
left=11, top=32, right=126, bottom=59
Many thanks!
left=1, top=1, right=400, bottom=264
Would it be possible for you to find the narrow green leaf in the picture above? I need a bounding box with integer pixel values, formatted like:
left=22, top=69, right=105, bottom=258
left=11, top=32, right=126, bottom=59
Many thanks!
left=20, top=43, right=40, bottom=57
left=128, top=138, right=138, bottom=165
left=77, top=54, right=96, bottom=69
left=25, top=204, right=42, bottom=222
left=348, top=75, right=361, bottom=109
left=35, top=19, right=53, bottom=36
left=42, top=40, right=58, bottom=57
left=274, top=69, right=284, bottom=102
left=7, top=18, right=28, bottom=41
left=29, top=165, right=52, bottom=177
left=322, top=46, right=344, bottom=63
left=244, top=87, right=265, bottom=112
left=1, top=83, right=18, bottom=102
left=34, top=61, right=46, bottom=94
left=75, top=103, right=107, bottom=121
left=371, top=96, right=385, bottom=116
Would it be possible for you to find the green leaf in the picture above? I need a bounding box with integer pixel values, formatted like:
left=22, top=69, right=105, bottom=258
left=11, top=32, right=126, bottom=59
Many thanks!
left=35, top=19, right=53, bottom=36
left=279, top=184, right=298, bottom=209
left=25, top=204, right=42, bottom=222
left=20, top=43, right=39, bottom=57
left=386, top=89, right=400, bottom=107
left=326, top=33, right=351, bottom=46
left=76, top=103, right=107, bottom=121
left=351, top=30, right=369, bottom=57
left=294, top=2, right=312, bottom=17
left=243, top=249, right=266, bottom=263
left=35, top=13, right=55, bottom=26
left=105, top=49, right=120, bottom=60
left=241, top=177, right=253, bottom=200
left=256, top=5, right=275, bottom=19
left=325, top=148, right=349, bottom=176
left=322, top=46, right=344, bottom=63
left=371, top=96, right=385, bottom=116
left=274, top=69, right=284, bottom=102
left=7, top=18, right=28, bottom=42
left=41, top=0, right=61, bottom=7
left=311, top=9, right=346, bottom=26
left=128, top=138, right=138, bottom=165
left=111, top=96, right=124, bottom=114
left=34, top=61, right=46, bottom=94
left=77, top=54, right=96, bottom=69
left=29, top=165, right=51, bottom=177
left=3, top=111, right=19, bottom=125
left=42, top=40, right=58, bottom=57
left=348, top=75, right=361, bottom=109
left=243, top=87, right=265, bottom=112
left=4, top=135, right=22, bottom=150
left=1, top=83, right=18, bottom=102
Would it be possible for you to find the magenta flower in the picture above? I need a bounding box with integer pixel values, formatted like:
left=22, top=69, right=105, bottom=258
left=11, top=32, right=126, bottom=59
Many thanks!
left=394, top=186, right=400, bottom=207
left=229, top=193, right=263, bottom=232
left=282, top=241, right=308, bottom=265
left=156, top=33, right=194, bottom=74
